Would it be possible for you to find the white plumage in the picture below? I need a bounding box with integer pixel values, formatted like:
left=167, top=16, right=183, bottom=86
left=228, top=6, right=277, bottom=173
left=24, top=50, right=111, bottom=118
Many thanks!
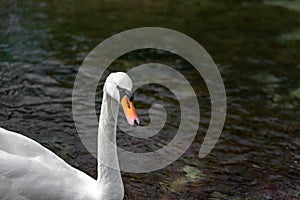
left=0, top=72, right=134, bottom=200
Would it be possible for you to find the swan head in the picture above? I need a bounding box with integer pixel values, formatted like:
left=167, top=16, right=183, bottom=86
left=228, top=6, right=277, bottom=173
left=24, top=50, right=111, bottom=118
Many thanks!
left=104, top=72, right=140, bottom=126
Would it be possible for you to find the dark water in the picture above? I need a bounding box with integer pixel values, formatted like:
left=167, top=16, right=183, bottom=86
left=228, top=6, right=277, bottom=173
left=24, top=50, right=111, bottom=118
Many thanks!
left=0, top=0, right=300, bottom=199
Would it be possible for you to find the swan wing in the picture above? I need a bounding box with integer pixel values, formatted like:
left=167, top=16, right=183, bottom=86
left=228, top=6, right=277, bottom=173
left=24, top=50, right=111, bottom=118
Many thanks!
left=0, top=127, right=69, bottom=166
left=0, top=128, right=97, bottom=200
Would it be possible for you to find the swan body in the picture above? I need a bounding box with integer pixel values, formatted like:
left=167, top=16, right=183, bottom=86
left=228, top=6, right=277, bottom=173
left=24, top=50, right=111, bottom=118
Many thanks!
left=0, top=72, right=139, bottom=200
left=0, top=128, right=98, bottom=200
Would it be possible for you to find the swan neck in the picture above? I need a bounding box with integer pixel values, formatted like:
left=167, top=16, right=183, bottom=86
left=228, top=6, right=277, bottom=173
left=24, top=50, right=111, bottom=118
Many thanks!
left=97, top=92, right=123, bottom=198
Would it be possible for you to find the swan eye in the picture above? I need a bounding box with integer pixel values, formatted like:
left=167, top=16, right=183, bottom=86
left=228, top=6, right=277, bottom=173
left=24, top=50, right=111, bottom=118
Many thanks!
left=129, top=94, right=134, bottom=102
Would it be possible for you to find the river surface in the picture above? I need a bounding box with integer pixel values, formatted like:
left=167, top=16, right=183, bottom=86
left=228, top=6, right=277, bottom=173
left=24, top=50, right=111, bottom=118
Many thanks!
left=0, top=0, right=299, bottom=199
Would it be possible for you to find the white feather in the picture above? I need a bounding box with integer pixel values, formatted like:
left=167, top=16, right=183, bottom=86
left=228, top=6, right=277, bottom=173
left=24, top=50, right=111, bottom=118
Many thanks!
left=0, top=72, right=132, bottom=200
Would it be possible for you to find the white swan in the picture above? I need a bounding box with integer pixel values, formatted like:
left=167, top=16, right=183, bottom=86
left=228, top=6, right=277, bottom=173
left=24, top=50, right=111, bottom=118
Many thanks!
left=0, top=72, right=140, bottom=200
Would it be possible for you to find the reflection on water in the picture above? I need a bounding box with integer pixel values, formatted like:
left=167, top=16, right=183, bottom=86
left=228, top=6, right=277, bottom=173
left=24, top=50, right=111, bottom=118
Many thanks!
left=0, top=0, right=299, bottom=199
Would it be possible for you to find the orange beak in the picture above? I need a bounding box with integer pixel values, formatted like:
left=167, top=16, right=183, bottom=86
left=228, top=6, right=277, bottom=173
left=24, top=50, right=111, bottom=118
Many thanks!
left=121, top=96, right=140, bottom=126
